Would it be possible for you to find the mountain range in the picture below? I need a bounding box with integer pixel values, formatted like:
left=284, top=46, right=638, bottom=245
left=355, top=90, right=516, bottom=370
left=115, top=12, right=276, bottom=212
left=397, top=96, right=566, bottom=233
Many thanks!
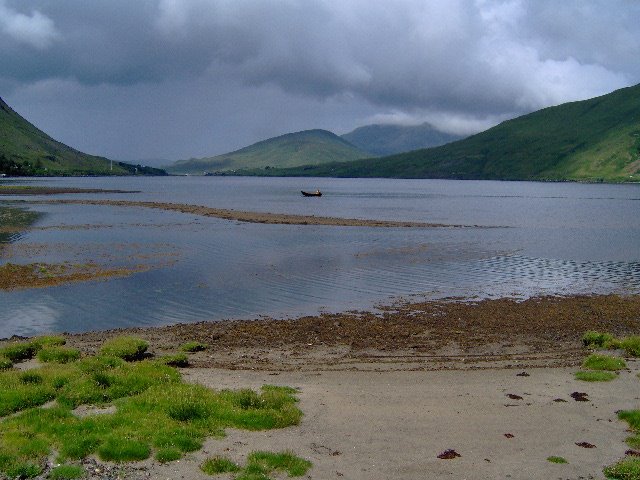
left=251, top=83, right=640, bottom=182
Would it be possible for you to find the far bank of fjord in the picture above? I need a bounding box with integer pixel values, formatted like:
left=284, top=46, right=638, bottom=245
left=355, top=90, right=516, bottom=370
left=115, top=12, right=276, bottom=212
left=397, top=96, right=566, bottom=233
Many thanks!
left=244, top=83, right=640, bottom=183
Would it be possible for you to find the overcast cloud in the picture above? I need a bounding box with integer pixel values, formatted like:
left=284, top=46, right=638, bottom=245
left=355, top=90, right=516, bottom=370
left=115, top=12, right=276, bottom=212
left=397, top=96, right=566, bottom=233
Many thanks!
left=1, top=0, right=638, bottom=163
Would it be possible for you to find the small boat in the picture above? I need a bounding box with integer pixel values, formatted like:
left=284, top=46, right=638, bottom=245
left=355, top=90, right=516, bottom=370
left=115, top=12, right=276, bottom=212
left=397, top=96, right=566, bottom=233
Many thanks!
left=301, top=190, right=322, bottom=197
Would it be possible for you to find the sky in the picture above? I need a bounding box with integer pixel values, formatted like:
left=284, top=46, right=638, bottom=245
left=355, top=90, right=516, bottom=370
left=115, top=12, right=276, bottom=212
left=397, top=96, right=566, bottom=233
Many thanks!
left=1, top=0, right=639, bottom=165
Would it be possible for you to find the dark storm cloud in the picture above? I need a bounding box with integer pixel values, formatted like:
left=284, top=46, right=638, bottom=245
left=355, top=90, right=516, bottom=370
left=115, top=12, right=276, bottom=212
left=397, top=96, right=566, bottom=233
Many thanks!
left=1, top=0, right=638, bottom=161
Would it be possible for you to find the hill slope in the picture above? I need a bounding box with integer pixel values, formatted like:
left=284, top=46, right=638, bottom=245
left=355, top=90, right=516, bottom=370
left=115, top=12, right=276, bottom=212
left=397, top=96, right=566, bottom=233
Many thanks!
left=0, top=98, right=164, bottom=176
left=166, top=129, right=372, bottom=175
left=341, top=122, right=463, bottom=156
left=257, top=84, right=640, bottom=182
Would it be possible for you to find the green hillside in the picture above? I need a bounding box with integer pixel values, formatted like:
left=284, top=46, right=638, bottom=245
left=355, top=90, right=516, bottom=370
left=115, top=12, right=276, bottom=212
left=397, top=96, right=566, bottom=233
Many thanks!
left=253, top=84, right=640, bottom=182
left=341, top=122, right=463, bottom=156
left=166, top=129, right=372, bottom=175
left=0, top=97, right=164, bottom=176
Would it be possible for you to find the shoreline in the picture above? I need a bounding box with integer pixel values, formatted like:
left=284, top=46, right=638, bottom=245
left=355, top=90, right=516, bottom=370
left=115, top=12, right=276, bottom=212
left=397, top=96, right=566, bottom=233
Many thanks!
left=2, top=294, right=639, bottom=479
left=7, top=293, right=635, bottom=372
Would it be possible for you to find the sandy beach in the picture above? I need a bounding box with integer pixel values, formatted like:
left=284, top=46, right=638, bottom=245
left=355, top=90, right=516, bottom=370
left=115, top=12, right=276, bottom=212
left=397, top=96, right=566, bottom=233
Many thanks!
left=3, top=294, right=631, bottom=479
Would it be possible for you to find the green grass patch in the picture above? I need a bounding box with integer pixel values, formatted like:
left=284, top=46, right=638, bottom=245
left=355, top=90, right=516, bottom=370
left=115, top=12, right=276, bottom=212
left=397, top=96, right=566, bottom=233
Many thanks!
left=0, top=336, right=66, bottom=362
left=0, top=341, right=37, bottom=362
left=0, top=342, right=303, bottom=478
left=247, top=451, right=312, bottom=477
left=0, top=355, right=13, bottom=370
left=620, top=337, right=640, bottom=357
left=582, top=331, right=615, bottom=349
left=617, top=410, right=640, bottom=451
left=201, top=456, right=242, bottom=475
left=49, top=464, right=85, bottom=479
left=156, top=353, right=189, bottom=368
left=99, top=336, right=148, bottom=361
left=582, top=354, right=626, bottom=371
left=547, top=456, right=568, bottom=464
left=97, top=437, right=151, bottom=462
left=626, top=436, right=640, bottom=449
left=619, top=410, right=640, bottom=432
left=37, top=346, right=81, bottom=364
left=31, top=335, right=66, bottom=349
left=201, top=451, right=311, bottom=479
left=575, top=370, right=618, bottom=382
left=156, top=447, right=183, bottom=463
left=603, top=457, right=640, bottom=479
left=180, top=341, right=207, bottom=353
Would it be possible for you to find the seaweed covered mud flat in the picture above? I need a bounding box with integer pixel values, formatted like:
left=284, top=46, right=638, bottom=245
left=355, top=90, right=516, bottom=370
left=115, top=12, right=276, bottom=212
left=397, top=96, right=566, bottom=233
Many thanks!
left=60, top=294, right=640, bottom=372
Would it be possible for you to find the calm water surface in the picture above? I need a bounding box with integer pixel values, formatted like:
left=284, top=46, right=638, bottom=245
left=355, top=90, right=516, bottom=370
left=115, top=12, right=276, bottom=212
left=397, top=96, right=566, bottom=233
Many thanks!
left=0, top=177, right=638, bottom=337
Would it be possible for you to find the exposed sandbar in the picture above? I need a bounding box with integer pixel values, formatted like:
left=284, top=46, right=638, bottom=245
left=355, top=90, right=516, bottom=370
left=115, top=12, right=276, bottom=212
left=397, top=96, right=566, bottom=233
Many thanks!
left=31, top=199, right=485, bottom=228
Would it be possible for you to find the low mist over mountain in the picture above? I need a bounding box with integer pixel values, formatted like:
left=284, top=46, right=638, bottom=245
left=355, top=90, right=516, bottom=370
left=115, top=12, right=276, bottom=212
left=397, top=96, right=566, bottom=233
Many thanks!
left=255, top=84, right=640, bottom=182
left=0, top=98, right=164, bottom=176
left=341, top=123, right=463, bottom=156
left=166, top=129, right=372, bottom=175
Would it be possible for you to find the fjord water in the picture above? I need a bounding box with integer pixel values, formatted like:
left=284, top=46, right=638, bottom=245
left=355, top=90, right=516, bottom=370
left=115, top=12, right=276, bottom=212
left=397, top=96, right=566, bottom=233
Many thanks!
left=0, top=176, right=638, bottom=338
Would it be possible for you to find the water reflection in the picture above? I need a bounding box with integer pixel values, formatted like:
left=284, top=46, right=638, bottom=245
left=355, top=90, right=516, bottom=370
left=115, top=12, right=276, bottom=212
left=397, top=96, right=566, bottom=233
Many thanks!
left=0, top=177, right=639, bottom=338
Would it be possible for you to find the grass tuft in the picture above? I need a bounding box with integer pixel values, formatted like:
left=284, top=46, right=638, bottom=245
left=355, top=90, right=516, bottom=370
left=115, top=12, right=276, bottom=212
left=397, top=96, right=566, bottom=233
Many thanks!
left=582, top=331, right=614, bottom=348
left=99, top=336, right=148, bottom=361
left=0, top=355, right=13, bottom=370
left=97, top=437, right=151, bottom=462
left=200, top=451, right=311, bottom=479
left=20, top=371, right=43, bottom=384
left=49, top=464, right=85, bottom=479
left=582, top=354, right=626, bottom=371
left=0, top=342, right=37, bottom=362
left=156, top=447, right=183, bottom=463
left=247, top=450, right=312, bottom=477
left=617, top=410, right=640, bottom=451
left=156, top=353, right=189, bottom=368
left=180, top=341, right=207, bottom=353
left=0, top=336, right=66, bottom=363
left=619, top=410, right=640, bottom=432
left=4, top=461, right=42, bottom=478
left=201, top=456, right=242, bottom=475
left=547, top=456, right=568, bottom=464
left=37, top=346, right=81, bottom=364
left=575, top=370, right=617, bottom=382
left=603, top=457, right=640, bottom=479
left=620, top=337, right=640, bottom=357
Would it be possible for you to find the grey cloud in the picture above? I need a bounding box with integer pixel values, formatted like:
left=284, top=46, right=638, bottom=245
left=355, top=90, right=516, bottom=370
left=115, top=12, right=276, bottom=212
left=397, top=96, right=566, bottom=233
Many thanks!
left=1, top=0, right=639, bottom=161
left=0, top=0, right=59, bottom=49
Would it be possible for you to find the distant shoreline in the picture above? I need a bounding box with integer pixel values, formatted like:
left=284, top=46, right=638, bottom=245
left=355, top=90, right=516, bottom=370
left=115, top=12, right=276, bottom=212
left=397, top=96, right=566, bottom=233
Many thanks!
left=0, top=186, right=138, bottom=195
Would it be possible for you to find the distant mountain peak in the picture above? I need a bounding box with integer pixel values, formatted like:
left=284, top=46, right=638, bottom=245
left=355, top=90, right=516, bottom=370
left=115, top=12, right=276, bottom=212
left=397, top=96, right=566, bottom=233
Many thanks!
left=341, top=122, right=463, bottom=156
left=167, top=128, right=372, bottom=175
